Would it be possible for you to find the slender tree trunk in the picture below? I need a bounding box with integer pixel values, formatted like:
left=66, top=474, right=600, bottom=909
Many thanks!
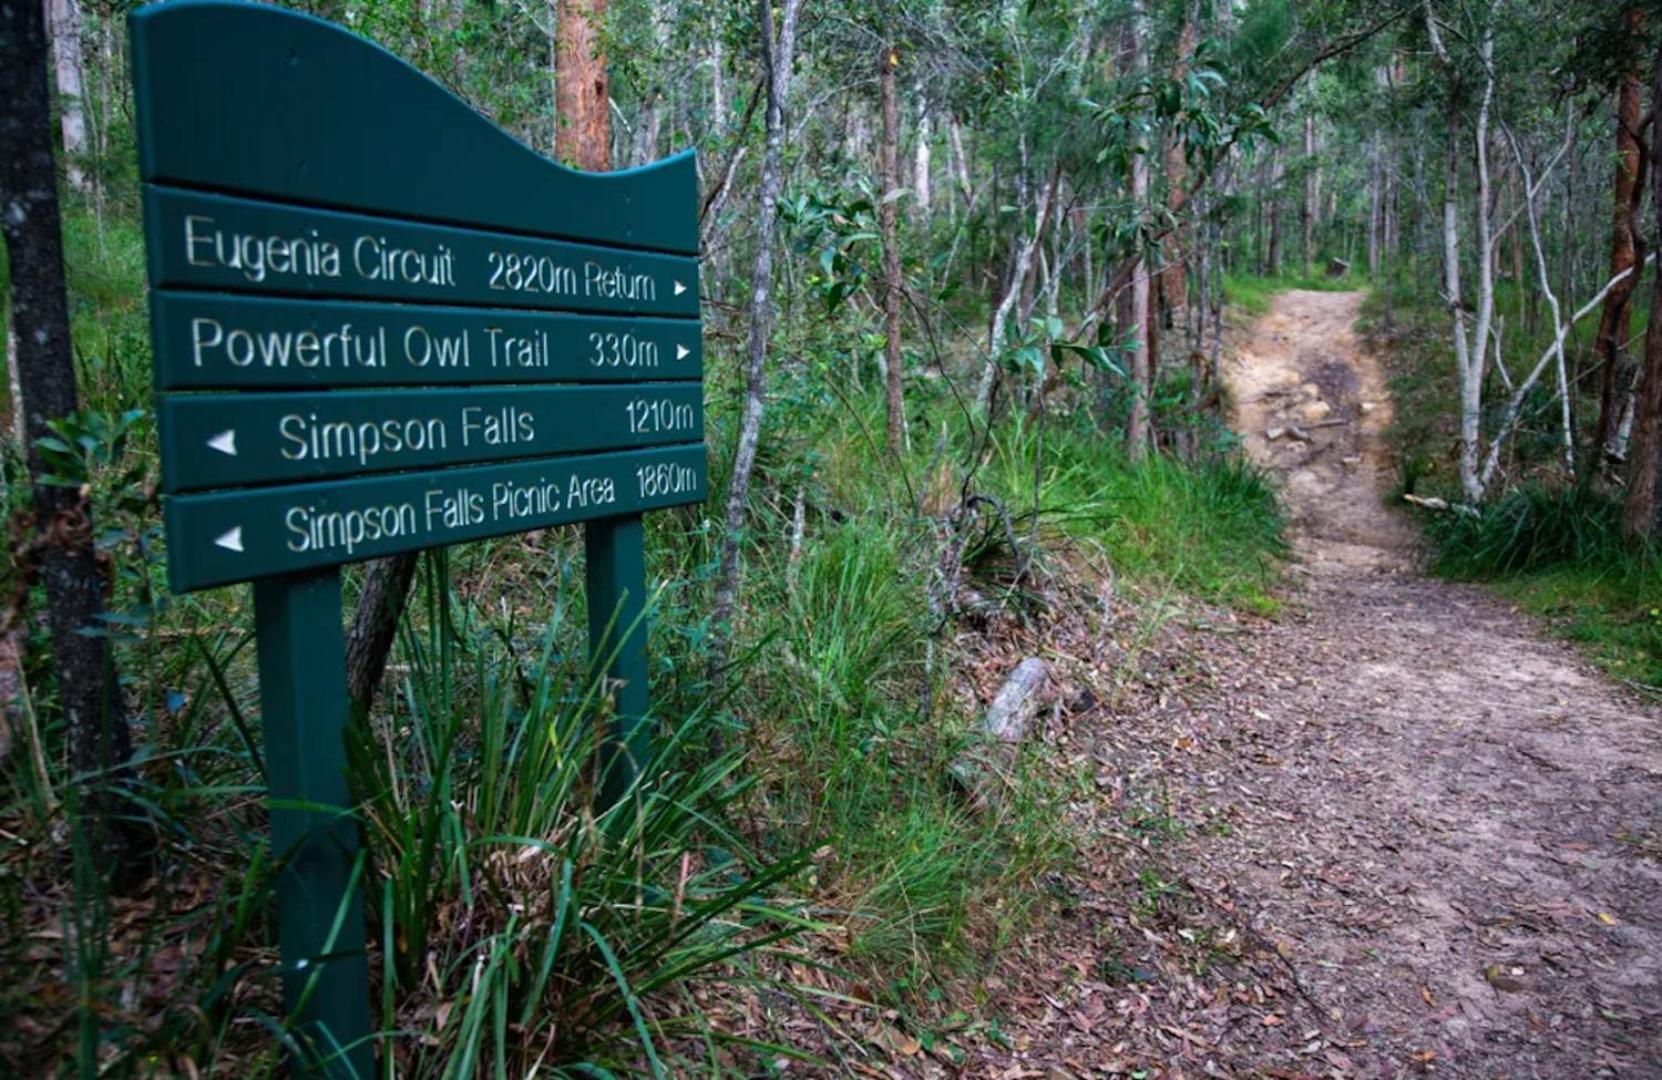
left=1368, top=129, right=1382, bottom=277
left=708, top=0, right=803, bottom=676
left=344, top=553, right=419, bottom=713
left=948, top=116, right=973, bottom=208
left=1302, top=103, right=1316, bottom=277
left=1442, top=113, right=1480, bottom=500
left=1266, top=148, right=1282, bottom=275
left=630, top=0, right=670, bottom=166
left=1, top=0, right=137, bottom=870
left=1594, top=7, right=1646, bottom=463
left=45, top=0, right=86, bottom=192
left=555, top=0, right=609, bottom=169
left=975, top=164, right=1058, bottom=414
left=1160, top=8, right=1195, bottom=314
left=879, top=35, right=905, bottom=453
left=1625, top=38, right=1662, bottom=539
left=1124, top=2, right=1151, bottom=458
left=913, top=73, right=932, bottom=219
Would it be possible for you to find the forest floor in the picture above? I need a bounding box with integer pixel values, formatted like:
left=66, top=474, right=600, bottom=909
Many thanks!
left=950, top=290, right=1662, bottom=1078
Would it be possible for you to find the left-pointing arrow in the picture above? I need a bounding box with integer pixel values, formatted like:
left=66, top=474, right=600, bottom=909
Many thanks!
left=208, top=429, right=238, bottom=456
left=215, top=526, right=244, bottom=553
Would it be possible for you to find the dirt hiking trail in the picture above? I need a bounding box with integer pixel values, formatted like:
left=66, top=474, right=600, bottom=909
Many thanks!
left=1211, top=289, right=1662, bottom=1075
left=963, top=290, right=1662, bottom=1079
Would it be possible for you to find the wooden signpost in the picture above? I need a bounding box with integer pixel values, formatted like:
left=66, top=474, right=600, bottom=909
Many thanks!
left=131, top=2, right=706, bottom=1073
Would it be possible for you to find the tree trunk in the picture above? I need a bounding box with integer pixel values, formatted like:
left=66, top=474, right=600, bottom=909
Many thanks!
left=1624, top=37, right=1662, bottom=540
left=1160, top=8, right=1195, bottom=314
left=0, top=0, right=137, bottom=870
left=1127, top=142, right=1152, bottom=460
left=1367, top=131, right=1382, bottom=278
left=45, top=0, right=86, bottom=192
left=1302, top=104, right=1316, bottom=278
left=708, top=0, right=803, bottom=677
left=975, top=164, right=1058, bottom=414
left=879, top=37, right=905, bottom=453
left=1593, top=7, right=1646, bottom=463
left=1266, top=147, right=1282, bottom=275
left=948, top=116, right=973, bottom=209
left=555, top=0, right=609, bottom=169
left=913, top=73, right=931, bottom=219
left=344, top=552, right=419, bottom=712
left=1124, top=2, right=1151, bottom=459
left=630, top=0, right=670, bottom=166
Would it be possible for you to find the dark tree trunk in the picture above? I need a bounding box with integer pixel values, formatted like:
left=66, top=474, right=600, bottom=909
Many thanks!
left=345, top=552, right=419, bottom=712
left=0, top=0, right=138, bottom=869
left=1625, top=38, right=1662, bottom=540
left=1594, top=7, right=1646, bottom=464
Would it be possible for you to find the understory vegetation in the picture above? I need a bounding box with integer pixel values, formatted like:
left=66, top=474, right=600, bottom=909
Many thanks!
left=3, top=189, right=1284, bottom=1071
left=1364, top=282, right=1661, bottom=694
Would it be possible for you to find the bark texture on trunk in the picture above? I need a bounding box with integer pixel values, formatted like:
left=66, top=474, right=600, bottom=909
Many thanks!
left=1624, top=38, right=1662, bottom=539
left=0, top=0, right=135, bottom=863
left=913, top=74, right=931, bottom=218
left=1593, top=7, right=1646, bottom=461
left=1301, top=106, right=1316, bottom=277
left=708, top=0, right=803, bottom=676
left=1160, top=10, right=1196, bottom=315
left=555, top=0, right=610, bottom=169
left=879, top=39, right=906, bottom=453
left=46, top=0, right=85, bottom=191
left=345, top=552, right=420, bottom=712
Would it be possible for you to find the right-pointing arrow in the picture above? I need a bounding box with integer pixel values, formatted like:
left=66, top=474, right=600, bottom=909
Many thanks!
left=675, top=343, right=690, bottom=361
left=673, top=280, right=687, bottom=296
left=215, top=526, right=244, bottom=553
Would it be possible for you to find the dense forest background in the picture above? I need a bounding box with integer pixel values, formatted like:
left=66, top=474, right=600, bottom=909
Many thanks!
left=2, top=0, right=1659, bottom=1074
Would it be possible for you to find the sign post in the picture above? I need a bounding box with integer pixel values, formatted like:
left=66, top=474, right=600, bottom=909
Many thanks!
left=130, top=2, right=706, bottom=1072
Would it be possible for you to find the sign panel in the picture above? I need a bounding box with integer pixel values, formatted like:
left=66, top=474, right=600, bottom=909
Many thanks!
left=145, top=187, right=701, bottom=317
left=166, top=443, right=707, bottom=592
left=133, top=3, right=708, bottom=1066
left=130, top=0, right=698, bottom=253
left=160, top=384, right=704, bottom=491
left=152, top=292, right=702, bottom=389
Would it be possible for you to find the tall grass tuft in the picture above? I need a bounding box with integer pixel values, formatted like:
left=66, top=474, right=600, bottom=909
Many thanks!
left=347, top=554, right=812, bottom=1074
left=1425, top=484, right=1631, bottom=577
left=1423, top=485, right=1662, bottom=688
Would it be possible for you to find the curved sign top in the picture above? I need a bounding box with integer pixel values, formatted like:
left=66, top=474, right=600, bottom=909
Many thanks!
left=130, top=0, right=698, bottom=255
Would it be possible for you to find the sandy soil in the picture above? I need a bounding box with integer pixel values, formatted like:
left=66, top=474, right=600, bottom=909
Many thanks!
left=961, top=290, right=1662, bottom=1078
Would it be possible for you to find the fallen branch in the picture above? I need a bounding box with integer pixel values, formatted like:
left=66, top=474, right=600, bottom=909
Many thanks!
left=1403, top=492, right=1480, bottom=518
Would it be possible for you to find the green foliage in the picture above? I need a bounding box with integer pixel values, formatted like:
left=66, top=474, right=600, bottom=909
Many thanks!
left=982, top=420, right=1285, bottom=613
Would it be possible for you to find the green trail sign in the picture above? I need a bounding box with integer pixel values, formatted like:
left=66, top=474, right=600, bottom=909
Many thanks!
left=131, top=1, right=706, bottom=1074
left=151, top=294, right=702, bottom=389
left=160, top=384, right=703, bottom=492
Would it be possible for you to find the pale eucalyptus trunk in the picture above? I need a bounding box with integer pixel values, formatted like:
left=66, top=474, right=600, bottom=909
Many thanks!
left=708, top=0, right=803, bottom=678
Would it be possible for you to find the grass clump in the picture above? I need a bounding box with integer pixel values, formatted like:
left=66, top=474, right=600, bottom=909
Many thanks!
left=1425, top=485, right=1662, bottom=690
left=1222, top=268, right=1360, bottom=317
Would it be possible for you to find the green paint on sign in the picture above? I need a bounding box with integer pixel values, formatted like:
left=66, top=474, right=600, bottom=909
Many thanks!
left=160, top=384, right=704, bottom=491
left=165, top=443, right=705, bottom=592
left=144, top=187, right=701, bottom=317
left=130, top=0, right=697, bottom=253
left=152, top=292, right=702, bottom=389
